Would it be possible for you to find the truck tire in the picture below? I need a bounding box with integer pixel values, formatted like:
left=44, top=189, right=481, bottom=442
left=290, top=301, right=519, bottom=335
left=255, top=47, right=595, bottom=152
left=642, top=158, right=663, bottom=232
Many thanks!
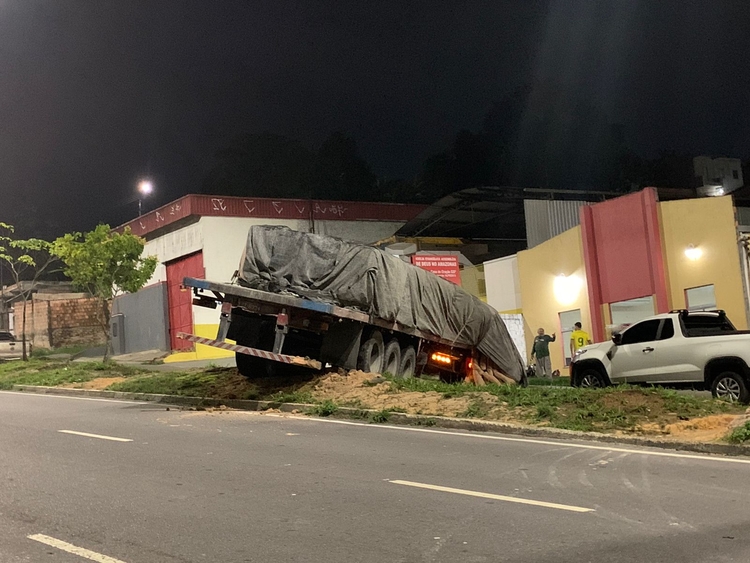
left=398, top=346, right=416, bottom=379
left=235, top=318, right=275, bottom=379
left=383, top=340, right=401, bottom=377
left=711, top=371, right=750, bottom=404
left=575, top=368, right=607, bottom=389
left=358, top=330, right=384, bottom=374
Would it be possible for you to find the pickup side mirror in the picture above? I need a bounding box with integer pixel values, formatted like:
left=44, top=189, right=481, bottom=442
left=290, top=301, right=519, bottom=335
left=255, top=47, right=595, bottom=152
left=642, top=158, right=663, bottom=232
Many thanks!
left=612, top=333, right=623, bottom=346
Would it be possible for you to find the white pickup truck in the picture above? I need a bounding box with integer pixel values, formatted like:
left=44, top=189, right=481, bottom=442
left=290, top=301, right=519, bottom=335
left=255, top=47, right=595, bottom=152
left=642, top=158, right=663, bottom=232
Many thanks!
left=570, top=310, right=750, bottom=403
left=0, top=332, right=18, bottom=358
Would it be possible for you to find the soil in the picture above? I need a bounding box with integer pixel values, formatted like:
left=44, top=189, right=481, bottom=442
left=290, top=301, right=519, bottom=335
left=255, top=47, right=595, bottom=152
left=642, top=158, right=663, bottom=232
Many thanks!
left=636, top=415, right=741, bottom=443
left=309, top=370, right=476, bottom=417
left=62, top=377, right=126, bottom=390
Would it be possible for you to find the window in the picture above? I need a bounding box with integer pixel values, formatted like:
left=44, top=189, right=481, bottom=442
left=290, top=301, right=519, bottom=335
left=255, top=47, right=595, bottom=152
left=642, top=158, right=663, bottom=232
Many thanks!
left=657, top=319, right=674, bottom=340
left=610, top=296, right=655, bottom=328
left=620, top=319, right=660, bottom=345
left=733, top=170, right=740, bottom=180
left=682, top=312, right=735, bottom=336
left=685, top=285, right=716, bottom=311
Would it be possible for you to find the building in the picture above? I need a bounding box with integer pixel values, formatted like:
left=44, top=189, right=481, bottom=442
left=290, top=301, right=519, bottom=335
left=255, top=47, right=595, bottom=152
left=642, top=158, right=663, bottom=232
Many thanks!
left=115, top=194, right=425, bottom=361
left=485, top=188, right=750, bottom=373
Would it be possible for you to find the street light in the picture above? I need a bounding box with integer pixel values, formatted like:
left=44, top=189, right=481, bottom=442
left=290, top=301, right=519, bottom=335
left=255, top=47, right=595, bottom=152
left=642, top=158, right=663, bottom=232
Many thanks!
left=138, top=179, right=153, bottom=216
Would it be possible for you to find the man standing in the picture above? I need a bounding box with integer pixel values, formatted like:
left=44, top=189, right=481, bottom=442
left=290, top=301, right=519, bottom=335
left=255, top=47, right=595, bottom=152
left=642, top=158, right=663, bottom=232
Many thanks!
left=570, top=322, right=592, bottom=358
left=531, top=328, right=556, bottom=378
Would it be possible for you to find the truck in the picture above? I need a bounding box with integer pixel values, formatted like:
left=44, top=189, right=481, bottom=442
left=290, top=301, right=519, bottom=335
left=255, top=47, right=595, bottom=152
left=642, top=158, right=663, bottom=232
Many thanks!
left=179, top=226, right=525, bottom=385
left=570, top=309, right=750, bottom=403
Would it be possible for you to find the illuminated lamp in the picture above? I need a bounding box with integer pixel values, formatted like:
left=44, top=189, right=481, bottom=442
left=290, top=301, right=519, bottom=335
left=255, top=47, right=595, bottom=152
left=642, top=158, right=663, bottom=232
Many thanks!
left=685, top=245, right=703, bottom=261
left=553, top=274, right=582, bottom=306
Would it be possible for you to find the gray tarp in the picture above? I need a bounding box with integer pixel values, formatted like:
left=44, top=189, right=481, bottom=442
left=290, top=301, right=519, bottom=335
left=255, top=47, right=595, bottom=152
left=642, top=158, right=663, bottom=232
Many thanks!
left=238, top=226, right=524, bottom=382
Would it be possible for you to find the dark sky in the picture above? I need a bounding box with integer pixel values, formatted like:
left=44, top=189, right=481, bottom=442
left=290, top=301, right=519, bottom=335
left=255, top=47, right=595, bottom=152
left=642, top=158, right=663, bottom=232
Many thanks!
left=1, top=0, right=749, bottom=236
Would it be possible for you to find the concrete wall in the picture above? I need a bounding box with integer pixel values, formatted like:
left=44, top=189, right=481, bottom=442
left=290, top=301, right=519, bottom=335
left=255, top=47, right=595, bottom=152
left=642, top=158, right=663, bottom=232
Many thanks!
left=111, top=283, right=170, bottom=354
left=517, top=226, right=591, bottom=373
left=14, top=296, right=105, bottom=349
left=484, top=255, right=522, bottom=313
left=660, top=196, right=748, bottom=328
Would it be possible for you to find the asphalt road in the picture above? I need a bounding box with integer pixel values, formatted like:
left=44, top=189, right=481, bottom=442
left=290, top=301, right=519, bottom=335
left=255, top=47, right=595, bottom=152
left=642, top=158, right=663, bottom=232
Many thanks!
left=1, top=392, right=749, bottom=563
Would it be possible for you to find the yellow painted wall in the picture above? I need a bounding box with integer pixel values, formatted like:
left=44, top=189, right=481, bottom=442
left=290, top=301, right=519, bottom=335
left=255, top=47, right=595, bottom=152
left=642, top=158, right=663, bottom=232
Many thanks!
left=517, top=226, right=591, bottom=374
left=164, top=324, right=234, bottom=363
left=659, top=196, right=748, bottom=329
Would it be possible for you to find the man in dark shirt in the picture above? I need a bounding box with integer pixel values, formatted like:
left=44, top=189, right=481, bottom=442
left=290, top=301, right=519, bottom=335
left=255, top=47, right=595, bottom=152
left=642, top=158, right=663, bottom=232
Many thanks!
left=531, top=328, right=556, bottom=378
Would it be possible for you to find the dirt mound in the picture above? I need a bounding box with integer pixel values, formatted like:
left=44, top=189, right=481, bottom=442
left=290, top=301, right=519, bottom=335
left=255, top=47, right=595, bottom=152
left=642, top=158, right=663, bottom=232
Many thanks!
left=310, top=371, right=476, bottom=417
left=62, top=377, right=126, bottom=390
left=637, top=414, right=741, bottom=442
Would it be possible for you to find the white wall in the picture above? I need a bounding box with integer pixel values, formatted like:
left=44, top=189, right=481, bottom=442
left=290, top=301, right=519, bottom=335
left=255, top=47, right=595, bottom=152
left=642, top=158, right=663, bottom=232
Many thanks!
left=314, top=220, right=406, bottom=245
left=484, top=254, right=522, bottom=313
left=144, top=216, right=409, bottom=327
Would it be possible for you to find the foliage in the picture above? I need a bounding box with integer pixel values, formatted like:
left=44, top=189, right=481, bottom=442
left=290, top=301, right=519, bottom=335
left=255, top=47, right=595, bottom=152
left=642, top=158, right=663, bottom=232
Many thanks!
left=51, top=225, right=157, bottom=300
left=726, top=421, right=750, bottom=444
left=370, top=409, right=391, bottom=423
left=308, top=399, right=339, bottom=417
left=51, top=225, right=157, bottom=360
left=0, top=223, right=58, bottom=360
left=0, top=359, right=144, bottom=390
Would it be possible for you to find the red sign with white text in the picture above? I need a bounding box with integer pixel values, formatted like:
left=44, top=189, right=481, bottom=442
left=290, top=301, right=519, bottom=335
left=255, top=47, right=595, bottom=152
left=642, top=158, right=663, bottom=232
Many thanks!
left=411, top=255, right=461, bottom=286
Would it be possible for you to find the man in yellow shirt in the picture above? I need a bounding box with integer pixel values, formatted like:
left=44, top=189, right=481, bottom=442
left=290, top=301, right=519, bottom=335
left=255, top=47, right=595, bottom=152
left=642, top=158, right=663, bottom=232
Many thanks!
left=570, top=322, right=592, bottom=358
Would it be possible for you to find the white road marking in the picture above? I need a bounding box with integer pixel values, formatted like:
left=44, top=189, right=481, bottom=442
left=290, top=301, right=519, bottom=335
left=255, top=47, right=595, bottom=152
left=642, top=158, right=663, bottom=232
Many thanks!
left=0, top=390, right=143, bottom=404
left=58, top=430, right=133, bottom=442
left=264, top=414, right=750, bottom=465
left=390, top=479, right=594, bottom=513
left=28, top=534, right=127, bottom=562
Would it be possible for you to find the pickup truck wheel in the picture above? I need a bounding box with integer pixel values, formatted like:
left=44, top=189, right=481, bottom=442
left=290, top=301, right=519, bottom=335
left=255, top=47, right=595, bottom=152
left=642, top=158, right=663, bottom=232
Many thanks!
left=358, top=331, right=385, bottom=374
left=398, top=346, right=416, bottom=379
left=577, top=369, right=607, bottom=389
left=383, top=340, right=401, bottom=377
left=711, top=371, right=750, bottom=404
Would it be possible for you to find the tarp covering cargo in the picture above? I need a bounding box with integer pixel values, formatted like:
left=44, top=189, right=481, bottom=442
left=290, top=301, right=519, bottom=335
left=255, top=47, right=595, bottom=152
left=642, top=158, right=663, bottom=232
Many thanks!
left=238, top=226, right=525, bottom=382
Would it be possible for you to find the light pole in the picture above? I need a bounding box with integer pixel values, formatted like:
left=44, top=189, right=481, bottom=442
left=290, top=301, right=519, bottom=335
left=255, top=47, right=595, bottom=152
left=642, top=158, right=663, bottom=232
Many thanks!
left=138, top=179, right=153, bottom=216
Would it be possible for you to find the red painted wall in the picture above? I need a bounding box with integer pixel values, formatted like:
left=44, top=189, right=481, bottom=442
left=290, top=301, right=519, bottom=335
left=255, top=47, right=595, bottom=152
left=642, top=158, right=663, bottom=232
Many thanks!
left=580, top=188, right=669, bottom=341
left=166, top=251, right=205, bottom=350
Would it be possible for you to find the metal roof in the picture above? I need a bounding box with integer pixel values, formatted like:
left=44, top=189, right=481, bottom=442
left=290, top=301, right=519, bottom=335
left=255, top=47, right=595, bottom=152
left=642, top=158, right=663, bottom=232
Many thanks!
left=396, top=186, right=616, bottom=240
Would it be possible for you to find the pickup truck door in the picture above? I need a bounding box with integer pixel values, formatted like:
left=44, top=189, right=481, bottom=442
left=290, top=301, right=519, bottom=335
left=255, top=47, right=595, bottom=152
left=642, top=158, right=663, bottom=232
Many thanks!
left=648, top=318, right=704, bottom=382
left=609, top=319, right=661, bottom=383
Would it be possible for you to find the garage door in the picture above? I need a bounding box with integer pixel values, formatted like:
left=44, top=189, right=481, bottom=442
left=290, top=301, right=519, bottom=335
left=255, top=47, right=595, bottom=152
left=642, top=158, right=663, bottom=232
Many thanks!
left=166, top=252, right=205, bottom=350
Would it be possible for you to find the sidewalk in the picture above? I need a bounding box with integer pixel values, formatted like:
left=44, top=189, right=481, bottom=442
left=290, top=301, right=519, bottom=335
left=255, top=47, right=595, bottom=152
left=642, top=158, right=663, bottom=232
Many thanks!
left=72, top=348, right=236, bottom=372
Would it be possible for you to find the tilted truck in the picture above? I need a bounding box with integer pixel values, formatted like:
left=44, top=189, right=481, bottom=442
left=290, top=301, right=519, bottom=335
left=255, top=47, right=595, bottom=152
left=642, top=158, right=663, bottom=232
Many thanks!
left=180, top=226, right=525, bottom=385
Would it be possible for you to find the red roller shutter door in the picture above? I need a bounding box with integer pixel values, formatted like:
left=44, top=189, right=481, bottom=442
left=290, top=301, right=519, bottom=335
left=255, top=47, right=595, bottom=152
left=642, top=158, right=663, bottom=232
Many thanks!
left=166, top=252, right=205, bottom=350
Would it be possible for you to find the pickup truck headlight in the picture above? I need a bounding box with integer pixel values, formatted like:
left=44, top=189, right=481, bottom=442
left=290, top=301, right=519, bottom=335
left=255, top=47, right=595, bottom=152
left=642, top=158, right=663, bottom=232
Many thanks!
left=572, top=349, right=588, bottom=363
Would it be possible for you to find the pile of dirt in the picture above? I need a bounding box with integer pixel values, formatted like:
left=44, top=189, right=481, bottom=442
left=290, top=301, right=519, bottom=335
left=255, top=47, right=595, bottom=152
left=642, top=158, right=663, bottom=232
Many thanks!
left=309, top=370, right=476, bottom=417
left=637, top=415, right=741, bottom=443
left=62, top=377, right=126, bottom=390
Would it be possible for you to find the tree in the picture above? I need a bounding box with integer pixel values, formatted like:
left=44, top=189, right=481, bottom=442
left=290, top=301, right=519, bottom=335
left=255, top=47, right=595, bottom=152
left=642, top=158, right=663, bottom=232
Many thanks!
left=309, top=131, right=376, bottom=200
left=0, top=224, right=58, bottom=360
left=202, top=132, right=316, bottom=198
left=51, top=225, right=158, bottom=361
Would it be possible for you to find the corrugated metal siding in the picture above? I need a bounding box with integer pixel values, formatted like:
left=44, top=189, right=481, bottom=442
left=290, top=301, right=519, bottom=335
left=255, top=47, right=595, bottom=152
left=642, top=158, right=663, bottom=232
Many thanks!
left=524, top=200, right=588, bottom=248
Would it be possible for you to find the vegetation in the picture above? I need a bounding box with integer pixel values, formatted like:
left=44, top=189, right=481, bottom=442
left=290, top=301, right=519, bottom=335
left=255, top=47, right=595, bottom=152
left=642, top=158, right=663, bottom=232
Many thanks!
left=0, top=224, right=58, bottom=360
left=51, top=225, right=158, bottom=361
left=308, top=400, right=338, bottom=417
left=0, top=359, right=145, bottom=390
left=726, top=421, right=750, bottom=444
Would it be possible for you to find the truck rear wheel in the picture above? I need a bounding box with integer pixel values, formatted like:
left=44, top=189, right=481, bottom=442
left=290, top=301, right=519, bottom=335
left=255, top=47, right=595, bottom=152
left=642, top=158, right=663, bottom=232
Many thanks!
left=358, top=330, right=384, bottom=374
left=398, top=346, right=416, bottom=379
left=711, top=371, right=750, bottom=404
left=383, top=340, right=401, bottom=377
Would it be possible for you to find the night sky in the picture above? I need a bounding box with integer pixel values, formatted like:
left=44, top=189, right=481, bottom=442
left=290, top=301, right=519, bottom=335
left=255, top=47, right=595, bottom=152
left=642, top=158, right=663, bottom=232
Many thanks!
left=1, top=0, right=749, bottom=237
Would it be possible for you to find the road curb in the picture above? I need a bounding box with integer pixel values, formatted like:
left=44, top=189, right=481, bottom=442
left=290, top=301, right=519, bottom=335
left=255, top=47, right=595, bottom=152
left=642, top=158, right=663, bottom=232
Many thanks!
left=11, top=384, right=750, bottom=457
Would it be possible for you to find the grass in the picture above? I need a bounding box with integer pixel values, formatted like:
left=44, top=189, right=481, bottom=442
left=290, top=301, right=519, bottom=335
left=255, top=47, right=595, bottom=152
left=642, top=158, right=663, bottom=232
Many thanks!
left=0, top=359, right=145, bottom=390
left=527, top=376, right=570, bottom=387
left=308, top=400, right=338, bottom=417
left=726, top=421, right=750, bottom=444
left=30, top=345, right=91, bottom=359
left=0, top=357, right=744, bottom=438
